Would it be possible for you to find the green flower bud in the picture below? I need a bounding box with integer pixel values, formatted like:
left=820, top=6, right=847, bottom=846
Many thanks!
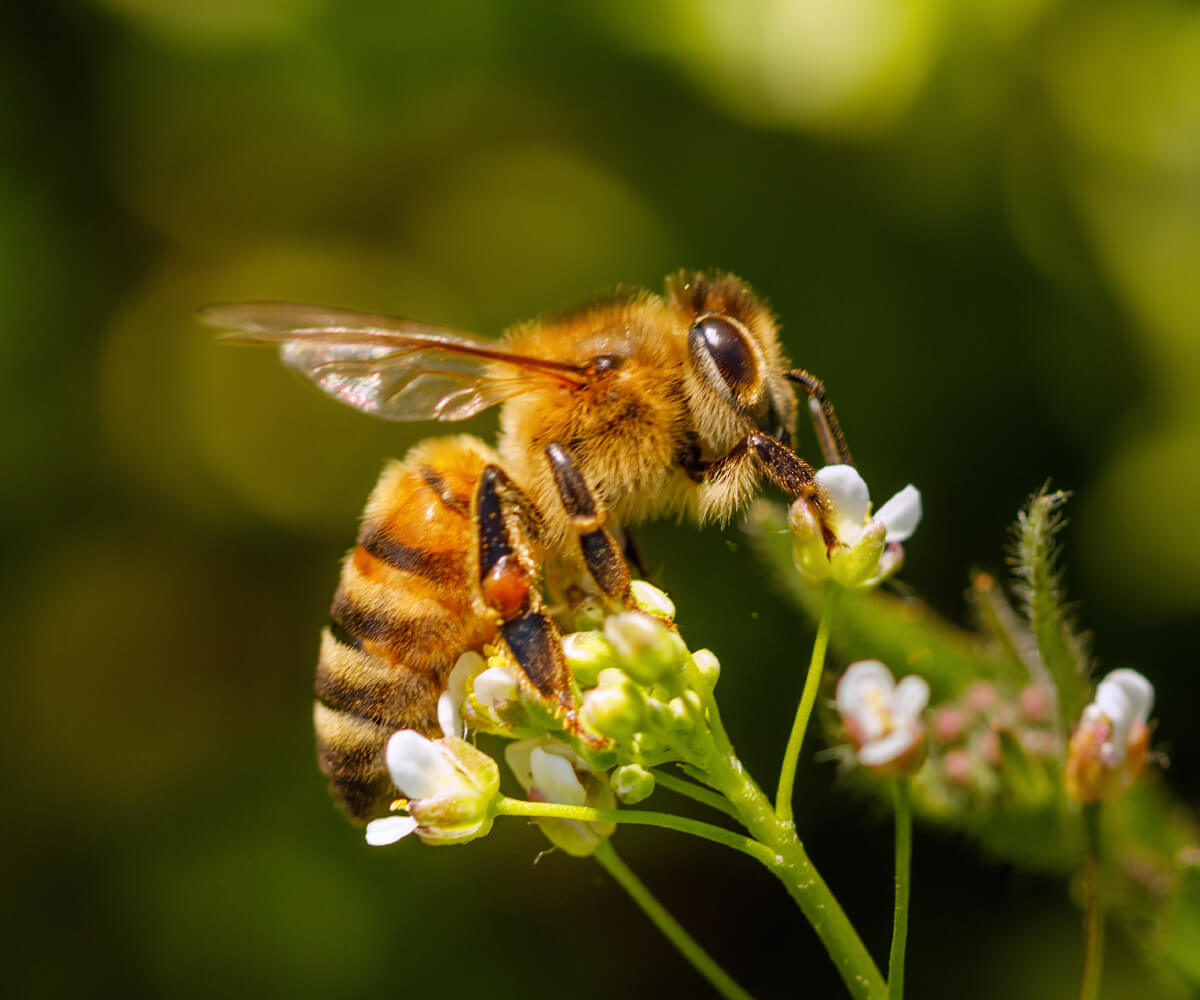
left=581, top=670, right=644, bottom=741
left=611, top=764, right=656, bottom=804
left=691, top=649, right=721, bottom=689
left=668, top=696, right=696, bottom=734
left=629, top=580, right=676, bottom=622
left=641, top=694, right=673, bottom=734
left=604, top=612, right=687, bottom=684
left=562, top=630, right=619, bottom=687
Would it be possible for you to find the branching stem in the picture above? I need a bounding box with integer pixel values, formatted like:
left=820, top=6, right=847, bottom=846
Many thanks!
left=492, top=797, right=771, bottom=865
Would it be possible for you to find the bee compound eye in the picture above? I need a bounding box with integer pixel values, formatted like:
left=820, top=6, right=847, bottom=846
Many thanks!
left=690, top=315, right=757, bottom=392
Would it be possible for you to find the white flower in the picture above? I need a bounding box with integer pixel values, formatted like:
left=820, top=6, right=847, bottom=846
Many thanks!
left=836, top=660, right=930, bottom=776
left=364, top=730, right=500, bottom=847
left=789, top=464, right=922, bottom=588
left=505, top=737, right=615, bottom=857
left=1067, top=669, right=1154, bottom=803
left=438, top=649, right=531, bottom=736
left=1091, top=669, right=1154, bottom=766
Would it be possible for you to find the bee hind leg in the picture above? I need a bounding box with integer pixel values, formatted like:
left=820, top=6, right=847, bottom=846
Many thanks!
left=544, top=443, right=632, bottom=603
left=475, top=465, right=575, bottom=711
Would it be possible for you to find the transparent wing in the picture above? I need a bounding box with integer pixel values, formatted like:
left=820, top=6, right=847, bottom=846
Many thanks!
left=200, top=302, right=586, bottom=422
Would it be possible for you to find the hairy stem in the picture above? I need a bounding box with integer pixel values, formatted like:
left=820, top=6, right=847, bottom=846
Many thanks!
left=776, top=582, right=840, bottom=824
left=889, top=780, right=912, bottom=1000
left=594, top=842, right=756, bottom=1000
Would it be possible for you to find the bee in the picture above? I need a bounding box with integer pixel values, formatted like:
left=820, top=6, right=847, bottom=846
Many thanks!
left=204, top=271, right=852, bottom=822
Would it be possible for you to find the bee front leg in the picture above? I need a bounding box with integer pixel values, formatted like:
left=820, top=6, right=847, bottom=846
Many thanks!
left=476, top=466, right=574, bottom=711
left=694, top=432, right=834, bottom=545
left=544, top=443, right=632, bottom=604
left=785, top=369, right=854, bottom=467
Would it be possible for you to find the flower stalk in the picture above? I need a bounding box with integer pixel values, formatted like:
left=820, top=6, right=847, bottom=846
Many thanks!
left=889, top=779, right=912, bottom=1000
left=1079, top=803, right=1104, bottom=1000
left=593, top=842, right=756, bottom=1000
left=776, top=580, right=840, bottom=824
left=490, top=796, right=773, bottom=865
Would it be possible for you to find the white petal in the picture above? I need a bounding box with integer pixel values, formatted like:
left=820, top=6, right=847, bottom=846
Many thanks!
left=836, top=660, right=895, bottom=717
left=438, top=651, right=482, bottom=738
left=815, top=465, right=870, bottom=540
left=1094, top=681, right=1133, bottom=729
left=504, top=738, right=538, bottom=790
left=530, top=747, right=588, bottom=806
left=437, top=690, right=463, bottom=740
left=875, top=485, right=922, bottom=543
left=365, top=815, right=418, bottom=846
left=891, top=675, right=930, bottom=723
left=474, top=666, right=519, bottom=710
left=385, top=730, right=461, bottom=800
left=1100, top=669, right=1154, bottom=727
left=858, top=728, right=918, bottom=768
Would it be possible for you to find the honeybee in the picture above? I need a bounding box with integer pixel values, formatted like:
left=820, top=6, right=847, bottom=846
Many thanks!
left=205, top=271, right=852, bottom=822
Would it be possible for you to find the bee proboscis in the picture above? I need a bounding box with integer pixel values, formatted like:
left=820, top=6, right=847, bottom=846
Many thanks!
left=205, top=271, right=852, bottom=821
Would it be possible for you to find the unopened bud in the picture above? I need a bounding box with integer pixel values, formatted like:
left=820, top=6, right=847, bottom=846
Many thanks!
left=691, top=649, right=721, bottom=689
left=611, top=764, right=655, bottom=804
left=604, top=612, right=686, bottom=684
left=581, top=670, right=644, bottom=741
left=629, top=580, right=676, bottom=622
left=668, top=696, right=696, bottom=734
left=562, top=630, right=618, bottom=687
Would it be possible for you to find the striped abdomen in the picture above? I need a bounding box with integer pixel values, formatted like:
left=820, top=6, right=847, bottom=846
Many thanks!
left=314, top=436, right=501, bottom=821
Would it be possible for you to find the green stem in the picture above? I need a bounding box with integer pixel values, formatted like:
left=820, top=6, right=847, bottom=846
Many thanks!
left=1079, top=803, right=1104, bottom=1000
left=704, top=753, right=887, bottom=999
left=594, top=842, right=756, bottom=1000
left=653, top=770, right=743, bottom=822
left=492, top=796, right=773, bottom=865
left=776, top=582, right=840, bottom=824
left=889, top=780, right=912, bottom=1000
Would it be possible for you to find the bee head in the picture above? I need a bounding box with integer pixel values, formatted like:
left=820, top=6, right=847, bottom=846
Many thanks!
left=666, top=271, right=797, bottom=454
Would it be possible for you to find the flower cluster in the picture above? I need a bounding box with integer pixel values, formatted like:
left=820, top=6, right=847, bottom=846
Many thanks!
left=926, top=681, right=1061, bottom=795
left=366, top=579, right=727, bottom=856
left=1066, top=669, right=1155, bottom=803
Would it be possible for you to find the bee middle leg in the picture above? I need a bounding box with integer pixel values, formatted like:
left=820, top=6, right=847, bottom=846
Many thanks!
left=544, top=443, right=632, bottom=603
left=475, top=465, right=574, bottom=710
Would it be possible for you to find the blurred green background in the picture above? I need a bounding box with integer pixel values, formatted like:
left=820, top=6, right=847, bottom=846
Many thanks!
left=4, top=1, right=1200, bottom=997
